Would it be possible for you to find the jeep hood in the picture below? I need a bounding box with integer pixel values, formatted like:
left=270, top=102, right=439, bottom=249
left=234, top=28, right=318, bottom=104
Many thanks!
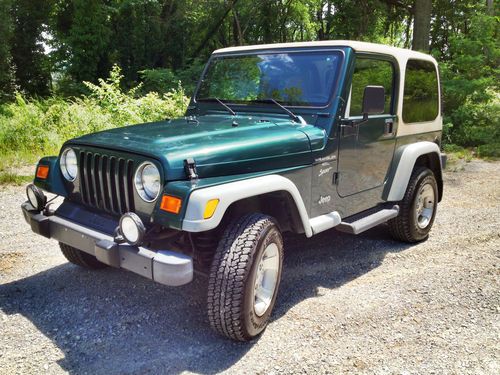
left=68, top=114, right=326, bottom=180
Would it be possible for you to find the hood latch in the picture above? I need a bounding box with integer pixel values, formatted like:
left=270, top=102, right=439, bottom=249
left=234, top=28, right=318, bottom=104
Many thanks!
left=184, top=158, right=198, bottom=180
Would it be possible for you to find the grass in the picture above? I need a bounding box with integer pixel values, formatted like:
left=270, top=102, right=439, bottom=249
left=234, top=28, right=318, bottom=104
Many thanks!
left=0, top=66, right=189, bottom=183
left=443, top=144, right=475, bottom=163
left=0, top=66, right=189, bottom=186
left=0, top=151, right=39, bottom=186
left=0, top=172, right=32, bottom=185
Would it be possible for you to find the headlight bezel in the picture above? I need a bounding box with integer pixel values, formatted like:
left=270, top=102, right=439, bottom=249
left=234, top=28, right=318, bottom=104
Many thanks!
left=60, top=148, right=78, bottom=181
left=134, top=161, right=162, bottom=202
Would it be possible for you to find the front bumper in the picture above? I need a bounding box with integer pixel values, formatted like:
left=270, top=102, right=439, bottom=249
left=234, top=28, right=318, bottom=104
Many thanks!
left=21, top=202, right=193, bottom=286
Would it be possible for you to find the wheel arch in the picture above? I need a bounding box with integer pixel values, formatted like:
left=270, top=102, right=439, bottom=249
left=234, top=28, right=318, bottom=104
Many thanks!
left=223, top=190, right=305, bottom=234
left=181, top=175, right=312, bottom=237
left=384, top=141, right=443, bottom=202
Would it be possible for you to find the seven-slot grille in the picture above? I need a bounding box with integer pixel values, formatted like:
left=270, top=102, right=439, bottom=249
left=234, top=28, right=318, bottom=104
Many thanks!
left=78, top=151, right=135, bottom=215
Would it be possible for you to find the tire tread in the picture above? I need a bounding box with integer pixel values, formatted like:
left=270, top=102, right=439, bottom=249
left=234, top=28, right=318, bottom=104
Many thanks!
left=207, top=213, right=276, bottom=341
left=59, top=242, right=107, bottom=269
left=388, top=167, right=437, bottom=243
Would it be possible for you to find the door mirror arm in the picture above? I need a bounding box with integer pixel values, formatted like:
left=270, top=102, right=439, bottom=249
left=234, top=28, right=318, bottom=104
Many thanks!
left=340, top=113, right=369, bottom=127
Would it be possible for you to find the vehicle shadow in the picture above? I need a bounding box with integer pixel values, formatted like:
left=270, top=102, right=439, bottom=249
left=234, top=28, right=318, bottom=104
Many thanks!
left=0, top=225, right=413, bottom=374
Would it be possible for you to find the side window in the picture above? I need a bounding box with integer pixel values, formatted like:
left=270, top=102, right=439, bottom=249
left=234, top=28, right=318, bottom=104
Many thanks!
left=403, top=59, right=439, bottom=123
left=349, top=57, right=394, bottom=116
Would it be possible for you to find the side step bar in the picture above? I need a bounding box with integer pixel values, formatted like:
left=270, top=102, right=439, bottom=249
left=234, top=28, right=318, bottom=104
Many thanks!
left=336, top=205, right=399, bottom=235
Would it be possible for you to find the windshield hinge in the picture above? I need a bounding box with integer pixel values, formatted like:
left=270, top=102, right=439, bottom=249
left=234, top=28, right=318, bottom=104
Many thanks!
left=184, top=158, right=198, bottom=180
left=332, top=172, right=339, bottom=185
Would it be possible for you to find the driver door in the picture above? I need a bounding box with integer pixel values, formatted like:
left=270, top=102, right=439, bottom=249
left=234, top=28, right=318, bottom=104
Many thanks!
left=337, top=55, right=397, bottom=197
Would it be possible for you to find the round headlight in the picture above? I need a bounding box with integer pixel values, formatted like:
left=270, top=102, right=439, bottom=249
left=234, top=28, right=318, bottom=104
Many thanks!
left=134, top=162, right=161, bottom=202
left=119, top=212, right=145, bottom=245
left=60, top=148, right=78, bottom=181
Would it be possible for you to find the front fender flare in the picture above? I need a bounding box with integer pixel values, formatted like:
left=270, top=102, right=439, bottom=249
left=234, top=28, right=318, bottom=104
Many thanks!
left=181, top=174, right=314, bottom=237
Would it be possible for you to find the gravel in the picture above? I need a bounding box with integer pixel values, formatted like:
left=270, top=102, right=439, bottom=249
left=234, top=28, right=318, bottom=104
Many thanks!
left=0, top=159, right=499, bottom=374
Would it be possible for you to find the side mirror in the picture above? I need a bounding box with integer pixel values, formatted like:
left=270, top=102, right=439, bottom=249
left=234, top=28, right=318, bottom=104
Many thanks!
left=362, top=85, right=385, bottom=116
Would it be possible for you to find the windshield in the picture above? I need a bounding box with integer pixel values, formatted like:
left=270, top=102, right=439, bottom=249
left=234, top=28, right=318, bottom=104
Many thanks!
left=196, top=51, right=342, bottom=107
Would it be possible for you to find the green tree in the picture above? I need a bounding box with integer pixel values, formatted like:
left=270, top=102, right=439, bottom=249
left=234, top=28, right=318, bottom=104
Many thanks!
left=439, top=12, right=499, bottom=151
left=51, top=0, right=113, bottom=93
left=10, top=0, right=52, bottom=97
left=113, top=0, right=164, bottom=87
left=0, top=0, right=16, bottom=102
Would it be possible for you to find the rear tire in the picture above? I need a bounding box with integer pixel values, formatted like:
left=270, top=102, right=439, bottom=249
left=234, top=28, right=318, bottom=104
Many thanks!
left=389, top=167, right=438, bottom=243
left=207, top=213, right=284, bottom=341
left=59, top=243, right=108, bottom=269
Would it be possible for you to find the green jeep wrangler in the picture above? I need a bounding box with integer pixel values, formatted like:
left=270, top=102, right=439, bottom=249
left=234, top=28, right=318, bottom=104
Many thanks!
left=23, top=41, right=445, bottom=341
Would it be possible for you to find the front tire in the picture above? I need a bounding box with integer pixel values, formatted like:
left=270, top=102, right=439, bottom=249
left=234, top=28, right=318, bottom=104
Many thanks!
left=389, top=167, right=438, bottom=243
left=207, top=213, right=284, bottom=341
left=59, top=243, right=108, bottom=269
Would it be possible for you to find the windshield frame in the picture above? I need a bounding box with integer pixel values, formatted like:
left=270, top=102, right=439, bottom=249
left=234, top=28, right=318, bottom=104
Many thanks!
left=193, top=48, right=346, bottom=110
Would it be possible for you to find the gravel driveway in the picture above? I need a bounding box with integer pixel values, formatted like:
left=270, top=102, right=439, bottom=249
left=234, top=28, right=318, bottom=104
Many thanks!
left=1, top=160, right=499, bottom=374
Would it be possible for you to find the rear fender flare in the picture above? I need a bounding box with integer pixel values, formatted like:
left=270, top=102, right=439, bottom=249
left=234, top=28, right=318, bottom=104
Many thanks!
left=384, top=141, right=442, bottom=202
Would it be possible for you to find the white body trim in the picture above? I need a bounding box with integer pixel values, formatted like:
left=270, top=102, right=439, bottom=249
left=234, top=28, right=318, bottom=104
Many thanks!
left=214, top=40, right=433, bottom=60
left=310, top=212, right=342, bottom=235
left=387, top=141, right=442, bottom=201
left=182, top=174, right=341, bottom=237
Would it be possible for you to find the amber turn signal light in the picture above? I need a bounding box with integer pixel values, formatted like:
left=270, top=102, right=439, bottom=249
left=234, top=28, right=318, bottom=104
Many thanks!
left=36, top=165, right=49, bottom=179
left=160, top=195, right=182, bottom=214
left=203, top=199, right=219, bottom=219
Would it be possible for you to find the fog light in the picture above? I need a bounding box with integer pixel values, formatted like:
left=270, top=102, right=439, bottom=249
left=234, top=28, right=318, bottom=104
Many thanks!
left=119, top=212, right=145, bottom=246
left=26, top=184, right=46, bottom=212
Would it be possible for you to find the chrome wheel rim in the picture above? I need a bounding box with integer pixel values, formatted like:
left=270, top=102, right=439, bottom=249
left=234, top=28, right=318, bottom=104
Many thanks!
left=415, top=183, right=435, bottom=229
left=253, top=243, right=280, bottom=317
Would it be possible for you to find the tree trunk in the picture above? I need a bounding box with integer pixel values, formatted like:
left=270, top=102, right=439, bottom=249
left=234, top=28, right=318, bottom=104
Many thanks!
left=412, top=0, right=431, bottom=52
left=232, top=9, right=243, bottom=45
left=486, top=0, right=494, bottom=15
left=262, top=1, right=273, bottom=43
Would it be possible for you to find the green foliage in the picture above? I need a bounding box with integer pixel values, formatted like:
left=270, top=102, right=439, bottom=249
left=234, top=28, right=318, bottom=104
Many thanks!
left=139, top=69, right=177, bottom=95
left=0, top=66, right=189, bottom=166
left=8, top=0, right=52, bottom=97
left=139, top=58, right=206, bottom=97
left=113, top=0, right=164, bottom=87
left=0, top=172, right=32, bottom=186
left=439, top=13, right=499, bottom=156
left=52, top=0, right=114, bottom=90
left=0, top=0, right=15, bottom=103
left=0, top=0, right=498, bottom=160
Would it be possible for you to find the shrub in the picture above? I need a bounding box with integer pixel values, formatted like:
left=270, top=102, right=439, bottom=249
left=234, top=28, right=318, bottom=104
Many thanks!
left=439, top=13, right=499, bottom=157
left=0, top=65, right=189, bottom=166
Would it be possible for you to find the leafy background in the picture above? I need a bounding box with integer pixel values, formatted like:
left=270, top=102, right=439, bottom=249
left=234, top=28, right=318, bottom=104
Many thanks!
left=0, top=0, right=498, bottom=180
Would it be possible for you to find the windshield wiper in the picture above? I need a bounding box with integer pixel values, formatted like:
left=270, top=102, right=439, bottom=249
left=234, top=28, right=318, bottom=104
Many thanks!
left=197, top=97, right=236, bottom=116
left=251, top=98, right=301, bottom=123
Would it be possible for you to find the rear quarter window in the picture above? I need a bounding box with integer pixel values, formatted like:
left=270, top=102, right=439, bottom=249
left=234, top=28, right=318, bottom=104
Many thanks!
left=403, top=59, right=439, bottom=123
